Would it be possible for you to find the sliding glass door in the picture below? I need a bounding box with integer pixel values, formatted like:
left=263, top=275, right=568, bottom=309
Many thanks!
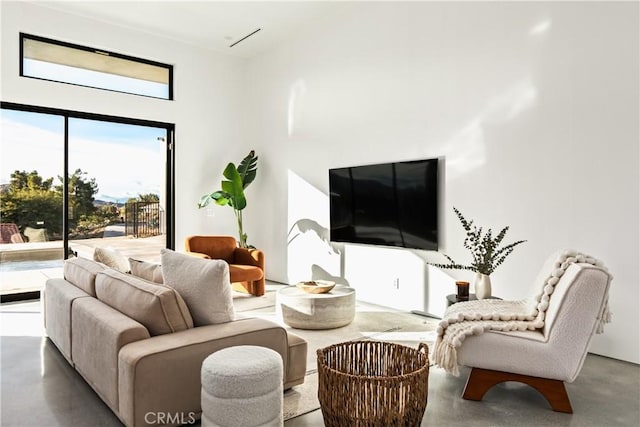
left=0, top=109, right=65, bottom=296
left=0, top=103, right=174, bottom=298
left=67, top=118, right=168, bottom=260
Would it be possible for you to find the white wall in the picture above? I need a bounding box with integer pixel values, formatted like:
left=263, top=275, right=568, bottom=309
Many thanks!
left=0, top=1, right=246, bottom=247
left=244, top=2, right=639, bottom=363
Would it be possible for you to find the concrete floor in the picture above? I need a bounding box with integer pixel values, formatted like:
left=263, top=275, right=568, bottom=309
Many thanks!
left=1, top=300, right=638, bottom=426
left=289, top=354, right=640, bottom=426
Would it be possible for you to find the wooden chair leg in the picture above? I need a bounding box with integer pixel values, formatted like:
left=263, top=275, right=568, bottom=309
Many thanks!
left=462, top=367, right=573, bottom=413
left=231, top=280, right=265, bottom=296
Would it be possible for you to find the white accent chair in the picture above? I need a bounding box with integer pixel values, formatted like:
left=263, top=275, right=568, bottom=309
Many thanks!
left=457, top=261, right=612, bottom=413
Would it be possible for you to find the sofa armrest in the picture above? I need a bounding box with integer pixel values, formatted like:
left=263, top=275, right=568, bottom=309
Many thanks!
left=118, top=318, right=289, bottom=427
left=44, top=278, right=92, bottom=363
left=185, top=251, right=211, bottom=260
left=71, top=298, right=150, bottom=413
left=234, top=247, right=264, bottom=268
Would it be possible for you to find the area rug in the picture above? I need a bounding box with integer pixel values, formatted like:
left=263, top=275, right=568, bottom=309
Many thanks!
left=232, top=288, right=277, bottom=312
left=283, top=372, right=320, bottom=420
left=237, top=289, right=439, bottom=421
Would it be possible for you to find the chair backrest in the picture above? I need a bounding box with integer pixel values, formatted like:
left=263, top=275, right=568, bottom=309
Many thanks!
left=0, top=223, right=20, bottom=244
left=542, top=263, right=612, bottom=382
left=526, top=250, right=565, bottom=300
left=184, top=236, right=237, bottom=263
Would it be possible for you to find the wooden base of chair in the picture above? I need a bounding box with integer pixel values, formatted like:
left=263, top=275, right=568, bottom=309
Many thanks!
left=462, top=367, right=573, bottom=413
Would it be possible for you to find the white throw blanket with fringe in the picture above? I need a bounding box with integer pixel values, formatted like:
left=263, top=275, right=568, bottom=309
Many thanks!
left=433, top=250, right=611, bottom=376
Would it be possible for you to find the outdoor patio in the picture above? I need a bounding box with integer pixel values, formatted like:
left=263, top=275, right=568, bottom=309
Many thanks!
left=0, top=235, right=165, bottom=295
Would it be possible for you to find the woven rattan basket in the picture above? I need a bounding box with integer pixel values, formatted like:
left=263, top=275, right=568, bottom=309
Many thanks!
left=317, top=340, right=429, bottom=427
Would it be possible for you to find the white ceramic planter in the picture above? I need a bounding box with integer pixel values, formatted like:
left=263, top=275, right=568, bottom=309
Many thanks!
left=474, top=273, right=492, bottom=299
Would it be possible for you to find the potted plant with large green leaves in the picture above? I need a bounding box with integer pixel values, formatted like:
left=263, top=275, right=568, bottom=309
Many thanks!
left=430, top=207, right=526, bottom=299
left=198, top=150, right=258, bottom=248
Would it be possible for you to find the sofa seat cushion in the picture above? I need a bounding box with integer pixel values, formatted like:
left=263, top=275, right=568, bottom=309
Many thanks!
left=64, top=257, right=106, bottom=297
left=161, top=249, right=235, bottom=326
left=95, top=269, right=194, bottom=336
left=229, top=264, right=264, bottom=282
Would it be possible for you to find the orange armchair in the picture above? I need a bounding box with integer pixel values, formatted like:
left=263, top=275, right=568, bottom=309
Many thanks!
left=184, top=235, right=265, bottom=296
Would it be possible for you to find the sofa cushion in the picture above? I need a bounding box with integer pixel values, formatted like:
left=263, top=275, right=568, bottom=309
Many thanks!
left=95, top=269, right=194, bottom=336
left=63, top=257, right=106, bottom=297
left=129, top=258, right=163, bottom=284
left=161, top=249, right=235, bottom=326
left=93, top=247, right=130, bottom=273
left=24, top=226, right=48, bottom=242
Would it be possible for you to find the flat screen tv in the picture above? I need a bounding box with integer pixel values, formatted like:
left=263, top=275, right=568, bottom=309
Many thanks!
left=329, top=158, right=439, bottom=251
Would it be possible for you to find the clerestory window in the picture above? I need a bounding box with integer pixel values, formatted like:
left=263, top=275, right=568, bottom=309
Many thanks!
left=20, top=33, right=173, bottom=100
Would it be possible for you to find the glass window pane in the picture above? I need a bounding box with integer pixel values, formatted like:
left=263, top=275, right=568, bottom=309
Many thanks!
left=22, top=35, right=172, bottom=99
left=68, top=118, right=167, bottom=260
left=1, top=106, right=172, bottom=300
left=1, top=109, right=65, bottom=296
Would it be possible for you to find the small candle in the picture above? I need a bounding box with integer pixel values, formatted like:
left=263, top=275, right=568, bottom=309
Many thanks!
left=456, top=281, right=470, bottom=300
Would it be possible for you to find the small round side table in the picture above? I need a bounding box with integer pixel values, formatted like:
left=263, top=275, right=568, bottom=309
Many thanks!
left=446, top=294, right=501, bottom=307
left=277, top=284, right=355, bottom=329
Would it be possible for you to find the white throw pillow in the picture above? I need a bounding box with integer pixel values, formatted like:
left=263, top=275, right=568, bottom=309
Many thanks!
left=93, top=247, right=130, bottom=273
left=160, top=249, right=235, bottom=326
left=129, top=258, right=163, bottom=284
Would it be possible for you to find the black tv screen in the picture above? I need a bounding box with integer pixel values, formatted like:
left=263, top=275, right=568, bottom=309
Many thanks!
left=329, top=158, right=438, bottom=250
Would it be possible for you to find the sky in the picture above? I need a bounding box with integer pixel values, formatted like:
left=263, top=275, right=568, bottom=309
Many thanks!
left=0, top=109, right=166, bottom=202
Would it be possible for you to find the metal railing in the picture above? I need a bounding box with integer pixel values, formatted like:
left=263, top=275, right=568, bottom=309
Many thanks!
left=124, top=202, right=164, bottom=238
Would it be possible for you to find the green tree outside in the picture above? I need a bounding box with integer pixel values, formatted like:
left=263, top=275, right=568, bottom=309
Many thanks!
left=137, top=193, right=160, bottom=203
left=1, top=181, right=63, bottom=236
left=8, top=170, right=54, bottom=192
left=1, top=169, right=118, bottom=240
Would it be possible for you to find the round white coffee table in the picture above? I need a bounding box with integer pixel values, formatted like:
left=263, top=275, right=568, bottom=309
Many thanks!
left=277, top=284, right=356, bottom=330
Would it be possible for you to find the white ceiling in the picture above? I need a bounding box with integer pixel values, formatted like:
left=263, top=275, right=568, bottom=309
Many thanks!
left=36, top=1, right=354, bottom=59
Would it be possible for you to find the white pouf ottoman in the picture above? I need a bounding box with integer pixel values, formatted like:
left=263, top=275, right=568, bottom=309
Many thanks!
left=201, top=345, right=284, bottom=427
